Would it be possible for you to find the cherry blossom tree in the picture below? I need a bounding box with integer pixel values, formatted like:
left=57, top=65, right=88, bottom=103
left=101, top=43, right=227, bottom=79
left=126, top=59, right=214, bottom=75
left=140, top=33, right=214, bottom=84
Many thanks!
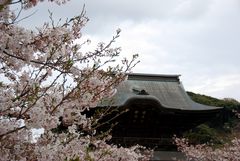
left=175, top=135, right=240, bottom=161
left=175, top=109, right=240, bottom=160
left=0, top=0, right=151, bottom=160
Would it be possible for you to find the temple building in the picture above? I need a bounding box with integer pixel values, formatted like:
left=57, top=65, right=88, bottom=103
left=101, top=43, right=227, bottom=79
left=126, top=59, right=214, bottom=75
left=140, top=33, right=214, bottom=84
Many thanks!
left=98, top=73, right=223, bottom=148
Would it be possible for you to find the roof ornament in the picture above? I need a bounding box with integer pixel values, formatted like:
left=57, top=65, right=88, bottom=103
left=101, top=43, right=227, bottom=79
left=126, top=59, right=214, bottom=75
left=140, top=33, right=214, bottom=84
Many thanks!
left=132, top=87, right=149, bottom=95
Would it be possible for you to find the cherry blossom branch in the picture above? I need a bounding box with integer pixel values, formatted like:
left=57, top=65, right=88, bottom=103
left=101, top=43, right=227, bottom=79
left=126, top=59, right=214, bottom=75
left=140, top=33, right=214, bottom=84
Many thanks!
left=0, top=46, right=67, bottom=73
left=0, top=125, right=26, bottom=139
left=0, top=1, right=150, bottom=160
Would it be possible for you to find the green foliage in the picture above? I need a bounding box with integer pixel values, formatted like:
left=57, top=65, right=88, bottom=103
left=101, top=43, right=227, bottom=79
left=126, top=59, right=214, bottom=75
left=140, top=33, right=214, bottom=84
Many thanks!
left=183, top=124, right=222, bottom=145
left=184, top=92, right=240, bottom=146
left=187, top=91, right=240, bottom=128
left=187, top=91, right=240, bottom=108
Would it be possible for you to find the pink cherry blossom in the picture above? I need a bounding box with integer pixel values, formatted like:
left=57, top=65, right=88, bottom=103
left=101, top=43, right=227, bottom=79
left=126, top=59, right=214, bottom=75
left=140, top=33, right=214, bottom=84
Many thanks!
left=0, top=1, right=150, bottom=160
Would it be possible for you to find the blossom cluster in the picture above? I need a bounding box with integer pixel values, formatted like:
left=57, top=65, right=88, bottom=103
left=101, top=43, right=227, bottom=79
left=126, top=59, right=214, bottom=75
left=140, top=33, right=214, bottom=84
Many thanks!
left=0, top=1, right=149, bottom=160
left=175, top=137, right=240, bottom=161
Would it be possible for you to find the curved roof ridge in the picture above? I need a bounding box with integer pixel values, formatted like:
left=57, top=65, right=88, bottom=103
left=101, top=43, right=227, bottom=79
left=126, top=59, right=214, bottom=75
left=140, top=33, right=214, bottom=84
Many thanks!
left=100, top=73, right=223, bottom=112
left=128, top=73, right=181, bottom=78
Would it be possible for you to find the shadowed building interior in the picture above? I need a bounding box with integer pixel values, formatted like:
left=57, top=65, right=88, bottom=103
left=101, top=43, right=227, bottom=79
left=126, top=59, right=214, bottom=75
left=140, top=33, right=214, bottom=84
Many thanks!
left=98, top=73, right=223, bottom=149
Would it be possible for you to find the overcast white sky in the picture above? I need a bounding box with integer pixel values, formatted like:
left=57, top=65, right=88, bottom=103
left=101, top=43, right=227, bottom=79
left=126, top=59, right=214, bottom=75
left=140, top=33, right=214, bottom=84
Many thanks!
left=17, top=0, right=240, bottom=101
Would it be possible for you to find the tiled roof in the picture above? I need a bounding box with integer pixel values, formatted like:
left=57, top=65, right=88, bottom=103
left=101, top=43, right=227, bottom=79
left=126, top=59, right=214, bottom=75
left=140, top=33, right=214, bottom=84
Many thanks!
left=100, top=73, right=222, bottom=112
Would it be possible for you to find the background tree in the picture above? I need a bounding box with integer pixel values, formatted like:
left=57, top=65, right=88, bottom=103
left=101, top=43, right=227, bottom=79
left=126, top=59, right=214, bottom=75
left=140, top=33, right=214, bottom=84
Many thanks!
left=175, top=92, right=240, bottom=161
left=0, top=0, right=151, bottom=160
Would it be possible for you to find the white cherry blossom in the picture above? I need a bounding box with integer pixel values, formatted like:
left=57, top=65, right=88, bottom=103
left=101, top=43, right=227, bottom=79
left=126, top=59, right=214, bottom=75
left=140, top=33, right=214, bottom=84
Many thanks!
left=0, top=1, right=149, bottom=160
